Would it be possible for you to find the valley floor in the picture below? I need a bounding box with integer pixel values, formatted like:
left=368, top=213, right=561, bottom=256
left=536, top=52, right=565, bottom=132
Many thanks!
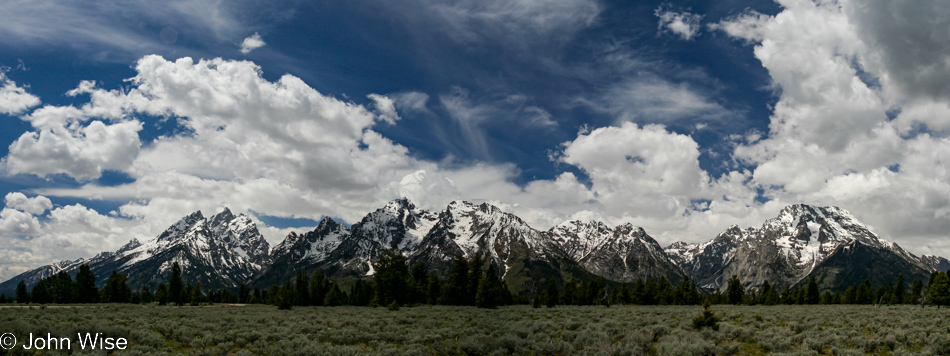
left=1, top=304, right=949, bottom=355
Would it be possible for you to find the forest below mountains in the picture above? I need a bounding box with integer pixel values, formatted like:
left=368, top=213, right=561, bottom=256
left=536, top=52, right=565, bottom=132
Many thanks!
left=5, top=249, right=950, bottom=311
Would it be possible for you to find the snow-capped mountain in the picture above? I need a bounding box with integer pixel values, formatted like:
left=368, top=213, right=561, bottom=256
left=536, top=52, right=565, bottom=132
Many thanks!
left=409, top=201, right=590, bottom=287
left=252, top=216, right=350, bottom=286
left=4, top=200, right=945, bottom=296
left=922, top=255, right=950, bottom=272
left=0, top=208, right=270, bottom=294
left=320, top=198, right=439, bottom=278
left=550, top=220, right=684, bottom=283
left=664, top=225, right=758, bottom=290
left=665, top=204, right=933, bottom=291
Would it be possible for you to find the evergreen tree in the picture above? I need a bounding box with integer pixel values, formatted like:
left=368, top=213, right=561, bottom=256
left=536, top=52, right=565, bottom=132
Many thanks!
left=655, top=276, right=671, bottom=305
left=894, top=274, right=905, bottom=304
left=780, top=285, right=793, bottom=304
left=927, top=271, right=950, bottom=308
left=445, top=255, right=469, bottom=305
left=190, top=282, right=202, bottom=306
left=410, top=262, right=429, bottom=305
left=562, top=278, right=577, bottom=305
left=819, top=290, right=833, bottom=304
left=295, top=268, right=310, bottom=306
left=349, top=279, right=374, bottom=306
left=75, top=264, right=98, bottom=303
left=169, top=262, right=184, bottom=306
left=758, top=281, right=772, bottom=305
left=727, top=275, right=744, bottom=305
left=309, top=268, right=328, bottom=306
left=16, top=280, right=29, bottom=304
left=140, top=286, right=153, bottom=304
left=49, top=271, right=74, bottom=304
left=427, top=273, right=441, bottom=305
left=875, top=285, right=887, bottom=304
left=843, top=285, right=856, bottom=304
left=632, top=278, right=645, bottom=304
left=374, top=248, right=409, bottom=306
left=617, top=283, right=632, bottom=304
left=805, top=276, right=820, bottom=304
left=476, top=265, right=501, bottom=309
left=467, top=253, right=484, bottom=306
left=544, top=278, right=559, bottom=308
left=104, top=271, right=131, bottom=303
left=324, top=280, right=347, bottom=306
left=238, top=283, right=250, bottom=304
left=858, top=279, right=873, bottom=304
left=910, top=279, right=924, bottom=304
left=31, top=279, right=52, bottom=304
left=644, top=278, right=658, bottom=305
left=155, top=283, right=168, bottom=305
left=276, top=284, right=293, bottom=310
left=587, top=277, right=608, bottom=305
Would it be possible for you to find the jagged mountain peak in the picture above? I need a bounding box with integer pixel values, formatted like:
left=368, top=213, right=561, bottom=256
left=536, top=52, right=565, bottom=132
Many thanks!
left=208, top=208, right=236, bottom=232
left=762, top=204, right=885, bottom=250
left=157, top=210, right=205, bottom=242
left=117, top=239, right=142, bottom=253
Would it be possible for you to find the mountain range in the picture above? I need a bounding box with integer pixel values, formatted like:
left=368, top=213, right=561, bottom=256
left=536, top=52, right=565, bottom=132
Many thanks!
left=1, top=199, right=946, bottom=296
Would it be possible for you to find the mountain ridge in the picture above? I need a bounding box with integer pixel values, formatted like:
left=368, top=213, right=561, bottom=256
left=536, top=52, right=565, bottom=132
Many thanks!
left=1, top=200, right=943, bottom=296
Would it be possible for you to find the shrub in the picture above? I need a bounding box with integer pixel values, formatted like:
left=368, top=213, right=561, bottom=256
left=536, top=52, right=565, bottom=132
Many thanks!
left=692, top=301, right=720, bottom=331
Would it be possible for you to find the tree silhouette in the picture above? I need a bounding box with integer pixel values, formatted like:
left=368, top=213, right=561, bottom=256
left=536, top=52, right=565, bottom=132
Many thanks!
left=169, top=262, right=184, bottom=306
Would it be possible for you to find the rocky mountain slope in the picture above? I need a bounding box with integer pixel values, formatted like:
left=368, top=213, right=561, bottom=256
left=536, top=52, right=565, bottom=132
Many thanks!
left=665, top=204, right=934, bottom=291
left=0, top=209, right=270, bottom=294
left=549, top=220, right=684, bottom=283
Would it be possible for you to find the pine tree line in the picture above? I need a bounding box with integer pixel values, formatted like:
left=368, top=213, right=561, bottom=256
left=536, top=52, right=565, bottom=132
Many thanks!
left=4, top=258, right=949, bottom=309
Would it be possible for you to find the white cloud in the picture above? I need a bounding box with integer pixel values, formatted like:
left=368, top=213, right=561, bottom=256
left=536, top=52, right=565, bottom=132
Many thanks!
left=4, top=192, right=52, bottom=215
left=239, top=32, right=266, bottom=54
left=0, top=0, right=271, bottom=62
left=12, top=55, right=427, bottom=245
left=417, top=0, right=600, bottom=45
left=0, top=200, right=148, bottom=282
left=655, top=4, right=704, bottom=40
left=0, top=72, right=40, bottom=115
left=0, top=208, right=42, bottom=237
left=391, top=91, right=430, bottom=113
left=593, top=76, right=732, bottom=124
left=714, top=0, right=950, bottom=258
left=368, top=93, right=399, bottom=125
left=4, top=118, right=143, bottom=180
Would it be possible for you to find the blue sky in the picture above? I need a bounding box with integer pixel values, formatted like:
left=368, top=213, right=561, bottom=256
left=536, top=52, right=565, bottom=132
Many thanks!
left=1, top=0, right=949, bottom=281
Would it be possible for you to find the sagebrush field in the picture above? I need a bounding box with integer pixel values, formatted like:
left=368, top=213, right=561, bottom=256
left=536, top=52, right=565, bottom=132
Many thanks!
left=2, top=304, right=950, bottom=355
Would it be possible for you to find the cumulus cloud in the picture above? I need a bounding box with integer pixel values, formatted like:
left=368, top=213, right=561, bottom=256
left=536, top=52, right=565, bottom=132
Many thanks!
left=4, top=192, right=52, bottom=215
left=0, top=208, right=42, bottom=237
left=12, top=55, right=427, bottom=245
left=714, top=0, right=950, bottom=257
left=239, top=32, right=266, bottom=54
left=4, top=119, right=143, bottom=180
left=0, top=195, right=147, bottom=282
left=655, top=4, right=704, bottom=40
left=0, top=72, right=40, bottom=115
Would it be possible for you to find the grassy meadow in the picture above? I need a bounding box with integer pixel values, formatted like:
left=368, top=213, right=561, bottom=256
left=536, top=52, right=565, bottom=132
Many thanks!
left=2, top=304, right=950, bottom=355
